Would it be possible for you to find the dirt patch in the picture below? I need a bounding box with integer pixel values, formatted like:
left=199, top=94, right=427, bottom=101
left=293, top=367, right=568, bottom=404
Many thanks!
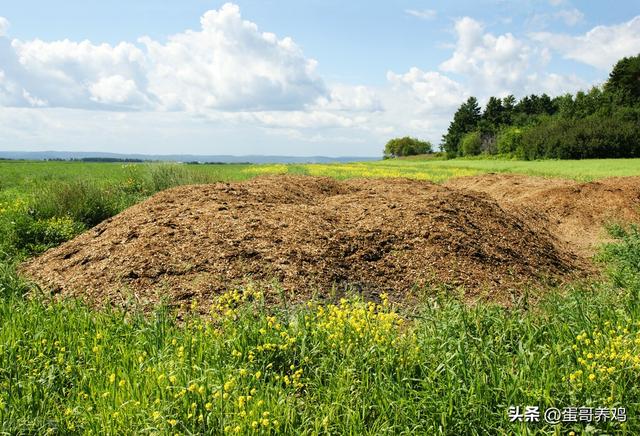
left=445, top=174, right=640, bottom=257
left=22, top=175, right=589, bottom=311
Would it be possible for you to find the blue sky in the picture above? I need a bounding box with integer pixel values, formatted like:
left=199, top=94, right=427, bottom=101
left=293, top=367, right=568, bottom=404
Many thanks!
left=0, top=1, right=639, bottom=156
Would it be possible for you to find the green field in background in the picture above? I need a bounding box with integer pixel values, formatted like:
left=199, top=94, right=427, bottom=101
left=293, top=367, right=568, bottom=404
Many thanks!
left=2, top=157, right=640, bottom=192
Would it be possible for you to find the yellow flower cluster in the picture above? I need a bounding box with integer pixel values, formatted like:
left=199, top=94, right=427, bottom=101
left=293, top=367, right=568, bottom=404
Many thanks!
left=303, top=162, right=479, bottom=182
left=0, top=197, right=28, bottom=215
left=566, top=320, right=640, bottom=400
left=230, top=160, right=482, bottom=183
left=310, top=293, right=409, bottom=350
left=241, top=164, right=288, bottom=176
left=210, top=285, right=263, bottom=319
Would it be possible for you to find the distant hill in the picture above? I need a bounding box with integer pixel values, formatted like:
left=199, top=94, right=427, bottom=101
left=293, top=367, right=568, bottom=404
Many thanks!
left=0, top=151, right=379, bottom=164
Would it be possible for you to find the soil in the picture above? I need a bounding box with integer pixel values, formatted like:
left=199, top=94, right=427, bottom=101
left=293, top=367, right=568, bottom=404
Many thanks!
left=22, top=174, right=636, bottom=311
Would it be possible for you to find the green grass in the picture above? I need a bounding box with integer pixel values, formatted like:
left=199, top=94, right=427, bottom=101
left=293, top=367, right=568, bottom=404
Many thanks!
left=2, top=158, right=640, bottom=434
left=2, top=157, right=640, bottom=193
left=0, top=161, right=254, bottom=191
left=423, top=158, right=640, bottom=181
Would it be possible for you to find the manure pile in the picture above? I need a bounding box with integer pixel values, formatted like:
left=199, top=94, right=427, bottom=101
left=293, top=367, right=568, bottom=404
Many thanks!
left=446, top=174, right=640, bottom=257
left=23, top=175, right=598, bottom=310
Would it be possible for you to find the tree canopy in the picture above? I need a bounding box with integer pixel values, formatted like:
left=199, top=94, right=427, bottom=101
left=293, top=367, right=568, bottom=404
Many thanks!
left=383, top=137, right=433, bottom=158
left=605, top=54, right=640, bottom=105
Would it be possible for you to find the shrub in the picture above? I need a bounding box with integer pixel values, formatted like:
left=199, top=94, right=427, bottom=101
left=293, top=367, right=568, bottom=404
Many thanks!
left=496, top=126, right=523, bottom=155
left=517, top=113, right=640, bottom=160
left=460, top=131, right=482, bottom=156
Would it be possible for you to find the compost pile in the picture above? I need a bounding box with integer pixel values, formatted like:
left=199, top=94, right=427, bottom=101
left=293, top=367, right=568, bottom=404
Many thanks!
left=22, top=175, right=599, bottom=310
left=446, top=174, right=640, bottom=257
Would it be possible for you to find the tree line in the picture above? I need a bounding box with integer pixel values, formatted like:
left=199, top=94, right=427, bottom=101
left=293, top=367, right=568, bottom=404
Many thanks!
left=441, top=54, right=640, bottom=160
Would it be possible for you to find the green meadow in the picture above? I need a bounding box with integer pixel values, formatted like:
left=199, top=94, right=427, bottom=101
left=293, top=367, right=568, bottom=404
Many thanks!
left=2, top=157, right=640, bottom=191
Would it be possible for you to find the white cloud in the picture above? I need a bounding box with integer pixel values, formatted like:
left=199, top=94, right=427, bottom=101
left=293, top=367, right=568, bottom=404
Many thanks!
left=436, top=16, right=588, bottom=99
left=8, top=38, right=148, bottom=108
left=0, top=17, right=9, bottom=37
left=405, top=9, right=437, bottom=20
left=548, top=0, right=565, bottom=6
left=523, top=72, right=589, bottom=96
left=89, top=75, right=149, bottom=107
left=387, top=67, right=467, bottom=112
left=22, top=89, right=47, bottom=107
left=250, top=111, right=364, bottom=129
left=1, top=3, right=325, bottom=111
left=530, top=16, right=640, bottom=70
left=315, top=84, right=383, bottom=112
left=440, top=17, right=537, bottom=93
left=141, top=3, right=325, bottom=111
left=0, top=5, right=631, bottom=155
left=555, top=8, right=584, bottom=26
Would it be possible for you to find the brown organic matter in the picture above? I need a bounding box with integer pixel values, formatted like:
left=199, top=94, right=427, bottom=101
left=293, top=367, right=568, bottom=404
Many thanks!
left=23, top=175, right=623, bottom=311
left=445, top=174, right=640, bottom=257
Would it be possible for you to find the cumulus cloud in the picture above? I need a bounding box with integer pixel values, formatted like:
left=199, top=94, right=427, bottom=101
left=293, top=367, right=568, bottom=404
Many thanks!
left=440, top=17, right=539, bottom=93
left=530, top=16, right=640, bottom=70
left=387, top=68, right=467, bottom=112
left=0, top=5, right=632, bottom=154
left=405, top=9, right=437, bottom=20
left=0, top=36, right=40, bottom=107
left=89, top=75, right=150, bottom=107
left=141, top=3, right=325, bottom=111
left=10, top=38, right=147, bottom=109
left=436, top=16, right=589, bottom=99
left=0, top=3, right=325, bottom=111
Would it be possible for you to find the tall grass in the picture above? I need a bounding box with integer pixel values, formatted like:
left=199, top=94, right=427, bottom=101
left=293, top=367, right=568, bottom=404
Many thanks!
left=30, top=180, right=123, bottom=228
left=147, top=164, right=214, bottom=192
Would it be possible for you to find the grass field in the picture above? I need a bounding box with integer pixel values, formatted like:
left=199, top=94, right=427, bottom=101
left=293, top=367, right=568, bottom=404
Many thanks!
left=1, top=158, right=640, bottom=434
left=2, top=156, right=640, bottom=191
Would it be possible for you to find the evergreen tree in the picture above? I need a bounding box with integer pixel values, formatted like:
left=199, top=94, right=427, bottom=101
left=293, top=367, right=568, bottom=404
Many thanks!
left=605, top=54, right=640, bottom=105
left=442, top=97, right=481, bottom=157
left=438, top=54, right=640, bottom=160
left=502, top=95, right=516, bottom=124
left=482, top=96, right=505, bottom=129
left=516, top=95, right=535, bottom=115
left=537, top=94, right=556, bottom=115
